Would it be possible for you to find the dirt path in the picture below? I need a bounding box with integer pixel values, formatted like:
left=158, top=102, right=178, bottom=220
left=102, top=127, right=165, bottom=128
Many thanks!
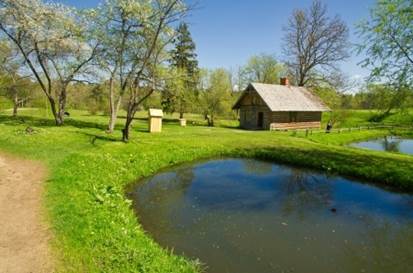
left=0, top=153, right=52, bottom=273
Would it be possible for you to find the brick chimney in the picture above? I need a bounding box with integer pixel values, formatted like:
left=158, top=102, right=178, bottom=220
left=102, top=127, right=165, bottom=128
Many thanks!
left=280, top=77, right=289, bottom=86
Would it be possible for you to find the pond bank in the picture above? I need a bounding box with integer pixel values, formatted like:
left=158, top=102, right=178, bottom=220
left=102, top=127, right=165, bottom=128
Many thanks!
left=0, top=153, right=53, bottom=273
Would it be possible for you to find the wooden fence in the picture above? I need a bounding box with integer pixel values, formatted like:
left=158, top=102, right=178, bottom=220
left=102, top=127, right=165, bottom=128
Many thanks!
left=272, top=124, right=412, bottom=137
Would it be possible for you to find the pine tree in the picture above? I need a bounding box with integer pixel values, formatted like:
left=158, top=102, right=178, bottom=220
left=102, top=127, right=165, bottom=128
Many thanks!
left=165, top=22, right=199, bottom=118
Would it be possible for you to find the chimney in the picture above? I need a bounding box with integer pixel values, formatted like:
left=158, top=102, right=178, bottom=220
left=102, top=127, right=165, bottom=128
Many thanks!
left=280, top=77, right=289, bottom=86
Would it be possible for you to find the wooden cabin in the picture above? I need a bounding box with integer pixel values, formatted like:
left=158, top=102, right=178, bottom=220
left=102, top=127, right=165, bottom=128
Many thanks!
left=233, top=79, right=330, bottom=130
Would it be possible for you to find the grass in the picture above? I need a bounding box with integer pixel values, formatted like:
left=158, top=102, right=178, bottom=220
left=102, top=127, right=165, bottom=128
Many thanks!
left=321, top=109, right=413, bottom=128
left=0, top=108, right=413, bottom=272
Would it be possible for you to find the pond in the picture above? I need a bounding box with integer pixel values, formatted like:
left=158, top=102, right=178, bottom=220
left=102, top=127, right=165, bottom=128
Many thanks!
left=351, top=136, right=413, bottom=155
left=128, top=159, right=413, bottom=273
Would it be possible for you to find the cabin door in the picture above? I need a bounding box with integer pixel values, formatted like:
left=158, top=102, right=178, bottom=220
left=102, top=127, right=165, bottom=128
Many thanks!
left=257, top=112, right=264, bottom=128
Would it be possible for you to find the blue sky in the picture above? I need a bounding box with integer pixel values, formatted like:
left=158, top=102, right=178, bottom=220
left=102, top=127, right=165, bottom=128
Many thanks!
left=58, top=0, right=375, bottom=80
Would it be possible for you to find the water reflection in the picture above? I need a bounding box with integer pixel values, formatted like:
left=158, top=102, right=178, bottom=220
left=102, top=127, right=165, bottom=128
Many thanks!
left=128, top=159, right=413, bottom=273
left=279, top=170, right=333, bottom=219
left=352, top=137, right=413, bottom=155
left=382, top=136, right=401, bottom=152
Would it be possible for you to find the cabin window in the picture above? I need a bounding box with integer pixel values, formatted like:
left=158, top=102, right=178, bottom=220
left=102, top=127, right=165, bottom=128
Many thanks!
left=289, top=112, right=298, bottom=122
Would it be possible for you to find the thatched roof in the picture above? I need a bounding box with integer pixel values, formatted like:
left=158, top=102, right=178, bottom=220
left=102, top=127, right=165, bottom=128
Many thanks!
left=233, top=83, right=330, bottom=112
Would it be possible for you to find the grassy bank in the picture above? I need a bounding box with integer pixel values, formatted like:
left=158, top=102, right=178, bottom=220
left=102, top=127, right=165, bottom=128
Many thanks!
left=0, top=110, right=412, bottom=272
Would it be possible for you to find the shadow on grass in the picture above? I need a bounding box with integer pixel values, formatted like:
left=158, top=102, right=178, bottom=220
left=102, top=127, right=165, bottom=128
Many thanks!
left=0, top=114, right=110, bottom=130
left=77, top=131, right=120, bottom=145
left=368, top=112, right=394, bottom=122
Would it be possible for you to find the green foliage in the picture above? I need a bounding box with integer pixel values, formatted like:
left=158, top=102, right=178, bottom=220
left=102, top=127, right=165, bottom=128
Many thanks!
left=0, top=95, right=12, bottom=111
left=312, top=86, right=342, bottom=109
left=240, top=53, right=285, bottom=88
left=162, top=67, right=195, bottom=116
left=198, top=69, right=235, bottom=126
left=357, top=0, right=413, bottom=86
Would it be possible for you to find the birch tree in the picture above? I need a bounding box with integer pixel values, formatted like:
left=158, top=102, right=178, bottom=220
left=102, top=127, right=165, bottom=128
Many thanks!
left=0, top=0, right=98, bottom=125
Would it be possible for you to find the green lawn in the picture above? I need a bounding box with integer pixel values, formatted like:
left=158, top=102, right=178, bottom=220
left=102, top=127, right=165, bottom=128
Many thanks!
left=0, top=109, right=412, bottom=272
left=321, top=109, right=413, bottom=128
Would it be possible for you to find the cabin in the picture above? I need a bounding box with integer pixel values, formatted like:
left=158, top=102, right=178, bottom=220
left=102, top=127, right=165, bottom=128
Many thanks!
left=233, top=78, right=330, bottom=130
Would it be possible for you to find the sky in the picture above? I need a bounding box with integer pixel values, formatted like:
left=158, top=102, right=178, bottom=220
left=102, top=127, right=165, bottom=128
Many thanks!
left=57, top=0, right=376, bottom=81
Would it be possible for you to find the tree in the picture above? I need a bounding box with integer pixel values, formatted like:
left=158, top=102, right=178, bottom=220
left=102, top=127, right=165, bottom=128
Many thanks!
left=0, top=0, right=98, bottom=125
left=92, top=0, right=147, bottom=133
left=93, top=0, right=189, bottom=139
left=241, top=54, right=285, bottom=86
left=357, top=0, right=413, bottom=110
left=120, top=0, right=189, bottom=142
left=0, top=40, right=31, bottom=117
left=166, top=22, right=199, bottom=118
left=365, top=84, right=411, bottom=115
left=312, top=86, right=341, bottom=109
left=162, top=67, right=186, bottom=114
left=199, top=69, right=233, bottom=127
left=282, top=0, right=349, bottom=87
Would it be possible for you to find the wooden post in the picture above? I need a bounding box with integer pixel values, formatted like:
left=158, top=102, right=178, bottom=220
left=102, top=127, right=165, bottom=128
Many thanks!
left=305, top=129, right=309, bottom=137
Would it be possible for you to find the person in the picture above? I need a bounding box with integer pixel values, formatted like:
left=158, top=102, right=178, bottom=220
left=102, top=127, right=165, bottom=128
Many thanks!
left=326, top=120, right=333, bottom=133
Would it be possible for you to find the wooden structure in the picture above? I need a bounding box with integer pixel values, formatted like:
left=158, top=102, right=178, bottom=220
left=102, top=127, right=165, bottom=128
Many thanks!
left=233, top=79, right=330, bottom=130
left=179, top=118, right=187, bottom=127
left=148, top=109, right=163, bottom=133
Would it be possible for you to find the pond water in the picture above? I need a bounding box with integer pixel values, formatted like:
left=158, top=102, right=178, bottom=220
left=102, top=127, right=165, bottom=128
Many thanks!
left=351, top=136, right=413, bottom=155
left=128, top=159, right=413, bottom=273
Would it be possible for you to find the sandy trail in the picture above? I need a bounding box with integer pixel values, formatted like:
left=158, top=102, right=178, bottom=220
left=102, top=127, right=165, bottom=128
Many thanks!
left=0, top=153, right=52, bottom=273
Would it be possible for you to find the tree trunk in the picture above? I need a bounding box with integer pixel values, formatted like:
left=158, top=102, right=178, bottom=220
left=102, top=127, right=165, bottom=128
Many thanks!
left=122, top=114, right=133, bottom=142
left=122, top=101, right=135, bottom=142
left=47, top=97, right=61, bottom=126
left=12, top=92, right=18, bottom=117
left=121, top=87, right=155, bottom=142
left=55, top=86, right=68, bottom=126
left=107, top=78, right=122, bottom=133
left=205, top=114, right=214, bottom=127
left=108, top=97, right=122, bottom=133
